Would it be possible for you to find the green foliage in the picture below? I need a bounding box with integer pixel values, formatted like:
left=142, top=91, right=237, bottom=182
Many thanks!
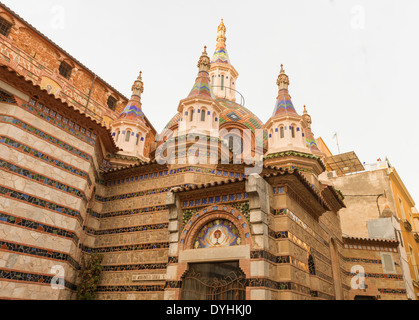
left=76, top=253, right=104, bottom=300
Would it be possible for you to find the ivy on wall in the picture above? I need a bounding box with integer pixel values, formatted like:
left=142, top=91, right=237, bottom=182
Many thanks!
left=76, top=253, right=104, bottom=300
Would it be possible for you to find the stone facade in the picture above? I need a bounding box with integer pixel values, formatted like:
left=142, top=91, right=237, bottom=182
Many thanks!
left=0, top=4, right=412, bottom=301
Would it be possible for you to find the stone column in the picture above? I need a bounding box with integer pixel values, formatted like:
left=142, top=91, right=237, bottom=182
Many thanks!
left=246, top=174, right=272, bottom=300
left=164, top=190, right=182, bottom=300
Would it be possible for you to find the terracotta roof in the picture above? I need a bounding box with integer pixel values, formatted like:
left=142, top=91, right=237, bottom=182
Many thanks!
left=343, top=236, right=399, bottom=245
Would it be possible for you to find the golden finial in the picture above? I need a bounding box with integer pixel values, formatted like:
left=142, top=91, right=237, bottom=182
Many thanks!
left=198, top=47, right=211, bottom=72
left=217, top=18, right=227, bottom=43
left=204, top=46, right=207, bottom=53
left=132, top=70, right=144, bottom=96
left=303, top=105, right=307, bottom=113
left=277, top=64, right=289, bottom=90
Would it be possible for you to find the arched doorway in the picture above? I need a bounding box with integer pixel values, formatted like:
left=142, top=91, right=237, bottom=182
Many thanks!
left=181, top=261, right=247, bottom=300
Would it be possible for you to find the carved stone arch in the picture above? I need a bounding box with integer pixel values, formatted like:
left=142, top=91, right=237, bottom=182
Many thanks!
left=179, top=204, right=252, bottom=251
left=0, top=11, right=15, bottom=26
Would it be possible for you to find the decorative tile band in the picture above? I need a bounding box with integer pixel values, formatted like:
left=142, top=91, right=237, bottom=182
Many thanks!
left=344, top=243, right=398, bottom=253
left=0, top=115, right=92, bottom=162
left=0, top=135, right=92, bottom=186
left=87, top=205, right=168, bottom=219
left=250, top=250, right=308, bottom=271
left=106, top=167, right=245, bottom=186
left=343, top=257, right=382, bottom=264
left=0, top=240, right=79, bottom=270
left=378, top=288, right=407, bottom=295
left=96, top=285, right=165, bottom=292
left=248, top=278, right=311, bottom=295
left=84, top=223, right=168, bottom=236
left=0, top=185, right=83, bottom=225
left=80, top=242, right=169, bottom=253
left=182, top=193, right=249, bottom=209
left=0, top=212, right=79, bottom=244
left=344, top=271, right=403, bottom=280
left=23, top=99, right=96, bottom=146
left=168, top=257, right=178, bottom=264
left=102, top=263, right=168, bottom=272
left=0, top=89, right=16, bottom=104
left=0, top=268, right=77, bottom=291
left=0, top=158, right=87, bottom=203
left=95, top=184, right=194, bottom=203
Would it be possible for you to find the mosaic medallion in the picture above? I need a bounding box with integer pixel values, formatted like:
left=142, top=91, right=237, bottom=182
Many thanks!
left=194, top=219, right=241, bottom=249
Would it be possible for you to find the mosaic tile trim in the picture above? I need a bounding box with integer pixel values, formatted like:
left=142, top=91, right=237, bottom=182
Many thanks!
left=106, top=167, right=245, bottom=186
left=378, top=288, right=407, bottom=295
left=0, top=115, right=92, bottom=162
left=344, top=270, right=403, bottom=280
left=315, top=270, right=333, bottom=283
left=0, top=158, right=87, bottom=203
left=268, top=229, right=289, bottom=239
left=80, top=242, right=169, bottom=253
left=0, top=212, right=79, bottom=244
left=179, top=204, right=251, bottom=245
left=165, top=281, right=181, bottom=289
left=96, top=285, right=165, bottom=292
left=0, top=240, right=79, bottom=270
left=0, top=185, right=83, bottom=225
left=95, top=184, right=194, bottom=203
left=344, top=243, right=398, bottom=252
left=22, top=99, right=96, bottom=146
left=183, top=194, right=249, bottom=209
left=248, top=278, right=311, bottom=295
left=87, top=205, right=169, bottom=219
left=84, top=223, right=168, bottom=236
left=0, top=89, right=16, bottom=104
left=102, top=263, right=168, bottom=272
left=0, top=136, right=92, bottom=186
left=0, top=268, right=77, bottom=291
left=168, top=256, right=178, bottom=264
left=343, top=257, right=382, bottom=264
left=317, top=292, right=335, bottom=300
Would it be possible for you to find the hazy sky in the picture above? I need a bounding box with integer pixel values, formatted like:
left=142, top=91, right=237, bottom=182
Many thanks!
left=3, top=0, right=419, bottom=206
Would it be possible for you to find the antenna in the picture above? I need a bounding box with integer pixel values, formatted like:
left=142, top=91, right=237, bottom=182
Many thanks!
left=333, top=132, right=341, bottom=154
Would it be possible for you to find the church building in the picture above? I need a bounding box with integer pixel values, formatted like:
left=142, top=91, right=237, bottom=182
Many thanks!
left=0, top=3, right=407, bottom=300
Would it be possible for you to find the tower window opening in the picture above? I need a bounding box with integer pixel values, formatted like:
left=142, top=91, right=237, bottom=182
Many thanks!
left=190, top=109, right=194, bottom=121
left=116, top=131, right=120, bottom=141
left=59, top=61, right=73, bottom=80
left=201, top=109, right=206, bottom=122
left=107, top=96, right=117, bottom=111
left=280, top=127, right=285, bottom=138
left=0, top=17, right=12, bottom=37
left=291, top=126, right=295, bottom=138
left=125, top=130, right=131, bottom=142
left=136, top=134, right=140, bottom=145
left=221, top=75, right=224, bottom=90
left=308, top=254, right=316, bottom=275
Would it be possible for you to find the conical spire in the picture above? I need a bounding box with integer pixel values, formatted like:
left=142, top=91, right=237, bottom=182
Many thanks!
left=212, top=19, right=231, bottom=64
left=187, top=46, right=215, bottom=98
left=302, top=105, right=321, bottom=153
left=272, top=65, right=297, bottom=116
left=119, top=71, right=146, bottom=122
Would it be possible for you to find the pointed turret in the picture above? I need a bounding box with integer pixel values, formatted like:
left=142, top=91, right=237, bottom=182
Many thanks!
left=110, top=71, right=150, bottom=161
left=118, top=71, right=146, bottom=122
left=212, top=19, right=231, bottom=64
left=303, top=105, right=323, bottom=156
left=177, top=47, right=223, bottom=134
left=187, top=46, right=215, bottom=99
left=210, top=19, right=239, bottom=102
left=272, top=65, right=297, bottom=116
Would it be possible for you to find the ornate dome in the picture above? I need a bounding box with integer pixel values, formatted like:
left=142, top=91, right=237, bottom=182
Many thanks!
left=161, top=99, right=268, bottom=146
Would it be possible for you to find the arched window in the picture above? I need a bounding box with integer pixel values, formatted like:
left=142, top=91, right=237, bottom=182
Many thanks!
left=225, top=134, right=243, bottom=156
left=116, top=130, right=120, bottom=141
left=190, top=109, right=194, bottom=122
left=136, top=133, right=140, bottom=145
left=201, top=109, right=206, bottom=122
left=125, top=130, right=131, bottom=142
left=280, top=126, right=285, bottom=138
left=211, top=76, right=215, bottom=86
left=221, top=75, right=224, bottom=90
left=308, top=254, right=316, bottom=275
left=291, top=126, right=295, bottom=138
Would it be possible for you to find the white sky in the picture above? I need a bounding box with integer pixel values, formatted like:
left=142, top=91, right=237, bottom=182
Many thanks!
left=3, top=0, right=419, bottom=206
